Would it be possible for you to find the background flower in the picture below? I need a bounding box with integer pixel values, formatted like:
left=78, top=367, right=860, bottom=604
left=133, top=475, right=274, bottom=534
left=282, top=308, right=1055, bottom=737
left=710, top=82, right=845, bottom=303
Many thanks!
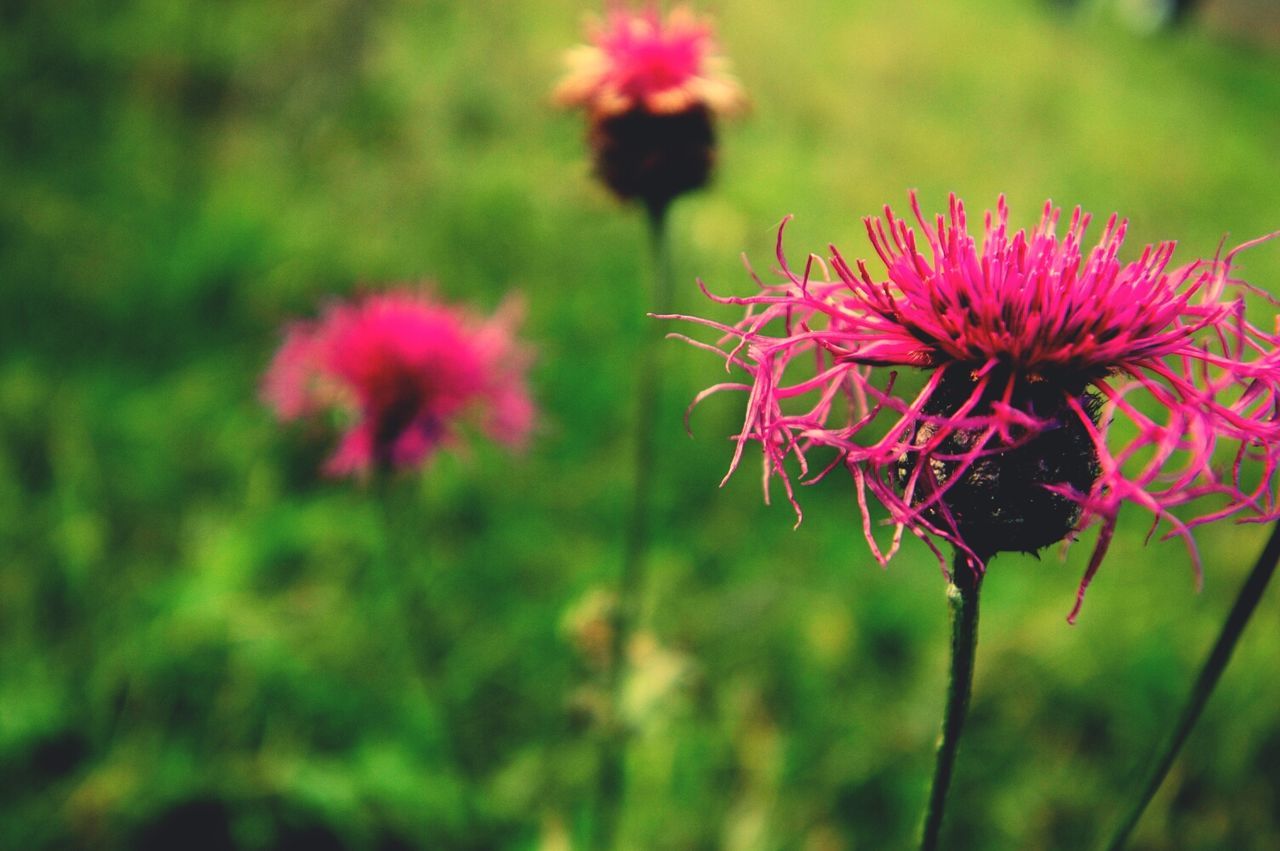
left=554, top=3, right=745, bottom=209
left=677, top=194, right=1280, bottom=619
left=553, top=4, right=744, bottom=119
left=263, top=290, right=534, bottom=477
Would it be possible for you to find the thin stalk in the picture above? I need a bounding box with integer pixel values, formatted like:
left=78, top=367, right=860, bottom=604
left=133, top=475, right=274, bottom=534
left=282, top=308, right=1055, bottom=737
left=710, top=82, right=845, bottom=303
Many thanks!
left=594, top=199, right=675, bottom=850
left=373, top=474, right=430, bottom=681
left=1103, top=520, right=1280, bottom=851
left=919, top=555, right=983, bottom=851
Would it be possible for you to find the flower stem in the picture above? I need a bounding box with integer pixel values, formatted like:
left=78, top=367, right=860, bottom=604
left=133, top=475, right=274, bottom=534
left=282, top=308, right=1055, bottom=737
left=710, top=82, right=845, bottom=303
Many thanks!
left=594, top=199, right=675, bottom=850
left=373, top=475, right=431, bottom=681
left=1102, top=520, right=1280, bottom=851
left=919, top=555, right=983, bottom=851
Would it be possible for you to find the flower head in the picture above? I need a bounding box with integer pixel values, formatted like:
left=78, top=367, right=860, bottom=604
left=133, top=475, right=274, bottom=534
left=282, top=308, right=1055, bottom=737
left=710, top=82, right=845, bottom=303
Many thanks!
left=263, top=289, right=534, bottom=477
left=675, top=193, right=1280, bottom=620
left=554, top=4, right=744, bottom=119
left=554, top=4, right=744, bottom=210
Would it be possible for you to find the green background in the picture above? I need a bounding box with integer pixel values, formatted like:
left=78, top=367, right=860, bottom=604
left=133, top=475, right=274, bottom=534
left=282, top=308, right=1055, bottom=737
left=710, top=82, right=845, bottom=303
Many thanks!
left=3, top=0, right=1279, bottom=848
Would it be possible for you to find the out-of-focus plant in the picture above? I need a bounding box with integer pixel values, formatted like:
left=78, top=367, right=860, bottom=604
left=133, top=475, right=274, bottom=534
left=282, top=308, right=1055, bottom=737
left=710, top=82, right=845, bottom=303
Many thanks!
left=263, top=289, right=534, bottom=479
left=554, top=4, right=743, bottom=847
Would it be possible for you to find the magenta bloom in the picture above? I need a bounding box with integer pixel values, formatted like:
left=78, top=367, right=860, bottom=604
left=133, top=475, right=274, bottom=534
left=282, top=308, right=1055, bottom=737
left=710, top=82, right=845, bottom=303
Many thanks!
left=554, top=4, right=745, bottom=209
left=554, top=4, right=744, bottom=120
left=263, top=289, right=534, bottom=477
left=676, top=194, right=1280, bottom=620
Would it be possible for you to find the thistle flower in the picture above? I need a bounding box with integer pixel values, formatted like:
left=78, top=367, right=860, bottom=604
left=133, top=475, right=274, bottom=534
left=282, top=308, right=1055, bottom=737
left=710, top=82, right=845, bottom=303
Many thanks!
left=554, top=3, right=745, bottom=211
left=263, top=289, right=534, bottom=477
left=675, top=193, right=1280, bottom=620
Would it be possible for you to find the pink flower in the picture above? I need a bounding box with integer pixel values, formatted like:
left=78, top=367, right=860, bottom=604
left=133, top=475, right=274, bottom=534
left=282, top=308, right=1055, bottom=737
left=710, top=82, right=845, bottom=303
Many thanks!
left=554, top=4, right=744, bottom=119
left=554, top=4, right=744, bottom=209
left=674, top=193, right=1280, bottom=621
left=263, top=289, right=534, bottom=477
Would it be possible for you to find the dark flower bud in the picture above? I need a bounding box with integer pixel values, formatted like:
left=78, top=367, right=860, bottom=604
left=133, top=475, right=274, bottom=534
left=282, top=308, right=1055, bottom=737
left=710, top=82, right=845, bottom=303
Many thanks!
left=587, top=104, right=715, bottom=212
left=898, top=365, right=1101, bottom=560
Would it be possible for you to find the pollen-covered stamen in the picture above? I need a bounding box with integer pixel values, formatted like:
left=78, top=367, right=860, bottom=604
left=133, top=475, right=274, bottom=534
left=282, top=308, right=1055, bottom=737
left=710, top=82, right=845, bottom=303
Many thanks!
left=895, top=365, right=1102, bottom=559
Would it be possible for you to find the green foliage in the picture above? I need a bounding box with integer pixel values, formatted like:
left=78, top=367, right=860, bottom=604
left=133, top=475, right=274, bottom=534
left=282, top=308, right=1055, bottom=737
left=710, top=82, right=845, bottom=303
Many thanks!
left=2, top=0, right=1279, bottom=848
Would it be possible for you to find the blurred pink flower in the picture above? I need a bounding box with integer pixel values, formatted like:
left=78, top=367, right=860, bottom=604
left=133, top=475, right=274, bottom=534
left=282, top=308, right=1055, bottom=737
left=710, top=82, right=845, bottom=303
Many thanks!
left=674, top=193, right=1280, bottom=620
left=554, top=3, right=744, bottom=119
left=263, top=289, right=534, bottom=477
left=554, top=3, right=744, bottom=209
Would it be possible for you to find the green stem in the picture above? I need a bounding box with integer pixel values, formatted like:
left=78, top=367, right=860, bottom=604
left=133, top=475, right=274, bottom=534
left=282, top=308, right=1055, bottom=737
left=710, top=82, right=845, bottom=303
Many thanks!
left=594, top=200, right=674, bottom=850
left=1103, top=519, right=1280, bottom=851
left=373, top=475, right=428, bottom=680
left=919, top=554, right=983, bottom=851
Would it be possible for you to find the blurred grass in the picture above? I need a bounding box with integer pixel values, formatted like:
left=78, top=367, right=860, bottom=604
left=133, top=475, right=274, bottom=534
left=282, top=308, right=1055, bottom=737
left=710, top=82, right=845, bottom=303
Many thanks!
left=2, top=0, right=1279, bottom=848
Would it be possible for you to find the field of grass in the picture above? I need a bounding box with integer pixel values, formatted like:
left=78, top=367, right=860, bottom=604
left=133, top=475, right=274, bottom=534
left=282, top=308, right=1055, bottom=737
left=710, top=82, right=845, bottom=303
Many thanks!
left=2, top=0, right=1279, bottom=848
